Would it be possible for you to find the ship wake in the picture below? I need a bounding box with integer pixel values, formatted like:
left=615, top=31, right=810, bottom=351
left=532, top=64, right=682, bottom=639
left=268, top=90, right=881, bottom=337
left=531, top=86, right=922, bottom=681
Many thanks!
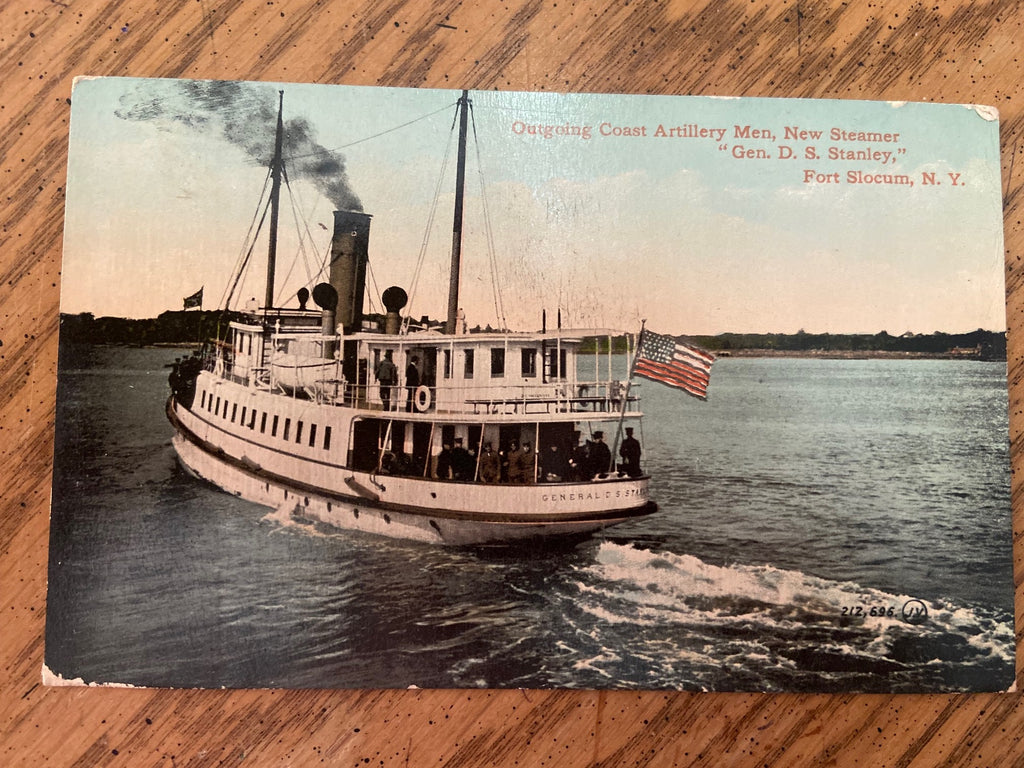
left=552, top=541, right=1014, bottom=692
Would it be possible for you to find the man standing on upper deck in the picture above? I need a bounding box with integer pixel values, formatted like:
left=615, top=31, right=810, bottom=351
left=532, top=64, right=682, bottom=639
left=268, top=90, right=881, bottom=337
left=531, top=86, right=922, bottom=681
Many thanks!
left=405, top=355, right=421, bottom=412
left=375, top=351, right=397, bottom=411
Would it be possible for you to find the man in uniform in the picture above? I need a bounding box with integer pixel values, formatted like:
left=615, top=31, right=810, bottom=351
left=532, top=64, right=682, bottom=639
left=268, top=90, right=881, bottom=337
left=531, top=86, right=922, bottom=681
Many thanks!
left=541, top=442, right=570, bottom=482
left=479, top=442, right=500, bottom=483
left=435, top=440, right=454, bottom=480
left=405, top=355, right=421, bottom=412
left=375, top=351, right=397, bottom=410
left=451, top=437, right=475, bottom=481
left=569, top=433, right=589, bottom=481
left=509, top=440, right=536, bottom=484
left=619, top=427, right=642, bottom=477
left=589, top=431, right=612, bottom=478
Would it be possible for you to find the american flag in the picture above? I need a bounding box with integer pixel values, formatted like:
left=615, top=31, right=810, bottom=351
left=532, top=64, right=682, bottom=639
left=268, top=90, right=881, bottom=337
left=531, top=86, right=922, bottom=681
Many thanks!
left=634, top=330, right=715, bottom=400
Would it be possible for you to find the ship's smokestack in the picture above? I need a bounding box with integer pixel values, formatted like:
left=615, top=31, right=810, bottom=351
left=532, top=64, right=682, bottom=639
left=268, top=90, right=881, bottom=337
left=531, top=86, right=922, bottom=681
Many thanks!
left=329, top=210, right=372, bottom=334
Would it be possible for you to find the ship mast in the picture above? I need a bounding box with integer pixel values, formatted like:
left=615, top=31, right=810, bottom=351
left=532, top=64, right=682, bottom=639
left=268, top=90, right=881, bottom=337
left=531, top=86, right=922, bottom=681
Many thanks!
left=265, top=90, right=285, bottom=310
left=445, top=90, right=470, bottom=335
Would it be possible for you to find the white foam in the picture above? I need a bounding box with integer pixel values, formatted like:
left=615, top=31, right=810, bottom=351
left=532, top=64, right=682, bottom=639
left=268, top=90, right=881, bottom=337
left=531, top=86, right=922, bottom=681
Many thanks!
left=576, top=541, right=1013, bottom=665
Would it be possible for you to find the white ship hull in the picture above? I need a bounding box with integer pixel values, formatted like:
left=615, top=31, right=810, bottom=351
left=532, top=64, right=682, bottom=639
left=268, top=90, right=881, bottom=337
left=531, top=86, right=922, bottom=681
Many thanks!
left=168, top=378, right=656, bottom=545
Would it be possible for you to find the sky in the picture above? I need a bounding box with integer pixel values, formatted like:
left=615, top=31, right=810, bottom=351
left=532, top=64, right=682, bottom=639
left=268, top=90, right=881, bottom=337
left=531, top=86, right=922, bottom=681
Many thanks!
left=60, top=77, right=1006, bottom=335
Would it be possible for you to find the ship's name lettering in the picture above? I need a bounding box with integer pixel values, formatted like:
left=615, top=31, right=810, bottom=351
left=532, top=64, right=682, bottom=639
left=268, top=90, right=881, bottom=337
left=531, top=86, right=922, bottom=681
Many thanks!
left=827, top=146, right=896, bottom=164
left=541, top=487, right=648, bottom=503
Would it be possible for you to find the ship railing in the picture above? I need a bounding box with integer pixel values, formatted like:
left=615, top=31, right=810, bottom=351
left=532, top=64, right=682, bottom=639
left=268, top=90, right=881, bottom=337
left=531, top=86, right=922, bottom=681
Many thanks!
left=457, top=379, right=640, bottom=416
left=209, top=363, right=640, bottom=416
left=354, top=379, right=642, bottom=415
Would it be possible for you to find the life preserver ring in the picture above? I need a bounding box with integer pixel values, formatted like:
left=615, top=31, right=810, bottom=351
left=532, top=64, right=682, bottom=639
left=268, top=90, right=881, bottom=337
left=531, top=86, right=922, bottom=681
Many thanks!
left=414, top=385, right=432, bottom=412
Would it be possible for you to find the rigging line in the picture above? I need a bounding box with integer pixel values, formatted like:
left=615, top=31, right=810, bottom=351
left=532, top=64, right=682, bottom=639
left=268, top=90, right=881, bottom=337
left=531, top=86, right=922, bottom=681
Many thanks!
left=469, top=101, right=508, bottom=330
left=224, top=162, right=276, bottom=311
left=286, top=176, right=333, bottom=290
left=365, top=259, right=382, bottom=316
left=224, top=196, right=271, bottom=310
left=402, top=105, right=459, bottom=334
left=304, top=239, right=332, bottom=286
left=283, top=163, right=323, bottom=283
left=403, top=135, right=453, bottom=332
left=274, top=165, right=327, bottom=306
left=273, top=168, right=313, bottom=306
left=284, top=102, right=458, bottom=161
left=218, top=166, right=273, bottom=310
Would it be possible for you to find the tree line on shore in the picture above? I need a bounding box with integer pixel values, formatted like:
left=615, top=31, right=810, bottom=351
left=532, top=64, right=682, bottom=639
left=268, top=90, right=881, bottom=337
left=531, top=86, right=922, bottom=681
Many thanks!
left=581, top=328, right=1006, bottom=359
left=59, top=311, right=1006, bottom=360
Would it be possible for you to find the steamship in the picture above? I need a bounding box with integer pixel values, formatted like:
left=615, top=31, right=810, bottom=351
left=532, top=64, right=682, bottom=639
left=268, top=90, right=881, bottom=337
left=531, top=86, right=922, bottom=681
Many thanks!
left=167, top=90, right=656, bottom=545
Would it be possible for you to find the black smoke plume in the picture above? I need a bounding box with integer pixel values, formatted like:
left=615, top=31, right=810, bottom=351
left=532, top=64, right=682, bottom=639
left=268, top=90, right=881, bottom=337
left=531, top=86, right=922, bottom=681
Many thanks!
left=116, top=80, right=362, bottom=211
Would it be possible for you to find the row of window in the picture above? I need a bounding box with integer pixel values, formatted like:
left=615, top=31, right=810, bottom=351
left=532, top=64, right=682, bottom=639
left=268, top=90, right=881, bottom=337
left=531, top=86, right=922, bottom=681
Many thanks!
left=199, top=389, right=333, bottom=451
left=437, top=348, right=568, bottom=379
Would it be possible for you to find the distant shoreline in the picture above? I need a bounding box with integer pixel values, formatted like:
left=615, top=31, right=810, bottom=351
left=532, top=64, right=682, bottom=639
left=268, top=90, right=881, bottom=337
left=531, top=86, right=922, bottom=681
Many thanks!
left=717, top=348, right=1004, bottom=361
left=70, top=341, right=1005, bottom=362
left=57, top=312, right=1007, bottom=362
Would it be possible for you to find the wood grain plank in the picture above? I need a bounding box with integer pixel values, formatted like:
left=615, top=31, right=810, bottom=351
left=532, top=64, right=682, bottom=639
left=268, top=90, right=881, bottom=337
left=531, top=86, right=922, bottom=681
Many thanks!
left=2, top=0, right=1023, bottom=765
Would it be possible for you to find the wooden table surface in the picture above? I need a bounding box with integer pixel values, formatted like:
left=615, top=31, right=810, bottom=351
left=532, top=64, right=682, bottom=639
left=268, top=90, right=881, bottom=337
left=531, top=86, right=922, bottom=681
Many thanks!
left=3, top=1, right=1023, bottom=765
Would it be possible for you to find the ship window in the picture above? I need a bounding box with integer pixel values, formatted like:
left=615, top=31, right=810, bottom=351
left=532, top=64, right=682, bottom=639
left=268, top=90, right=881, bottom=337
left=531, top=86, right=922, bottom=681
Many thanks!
left=284, top=418, right=291, bottom=441
left=200, top=391, right=206, bottom=409
left=215, top=396, right=221, bottom=415
left=522, top=348, right=537, bottom=377
left=272, top=415, right=279, bottom=437
left=464, top=349, right=474, bottom=378
left=241, top=406, right=247, bottom=425
left=249, top=409, right=257, bottom=429
left=324, top=425, right=332, bottom=451
left=443, top=349, right=452, bottom=379
left=309, top=423, right=317, bottom=447
left=296, top=420, right=304, bottom=444
left=260, top=412, right=267, bottom=433
left=546, top=348, right=568, bottom=379
left=490, top=348, right=505, bottom=378
left=231, top=403, right=238, bottom=422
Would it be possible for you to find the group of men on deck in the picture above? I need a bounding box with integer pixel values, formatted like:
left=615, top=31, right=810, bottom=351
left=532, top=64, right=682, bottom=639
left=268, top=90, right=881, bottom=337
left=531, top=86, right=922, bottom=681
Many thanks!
left=424, top=428, right=643, bottom=484
left=540, top=428, right=641, bottom=482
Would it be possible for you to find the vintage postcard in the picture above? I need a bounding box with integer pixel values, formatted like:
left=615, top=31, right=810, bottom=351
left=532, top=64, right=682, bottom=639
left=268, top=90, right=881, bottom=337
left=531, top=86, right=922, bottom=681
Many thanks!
left=46, top=78, right=1013, bottom=692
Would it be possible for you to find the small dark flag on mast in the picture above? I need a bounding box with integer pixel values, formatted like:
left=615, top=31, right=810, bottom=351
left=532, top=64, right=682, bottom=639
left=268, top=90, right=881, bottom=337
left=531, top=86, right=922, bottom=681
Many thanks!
left=183, top=287, right=203, bottom=310
left=634, top=330, right=715, bottom=400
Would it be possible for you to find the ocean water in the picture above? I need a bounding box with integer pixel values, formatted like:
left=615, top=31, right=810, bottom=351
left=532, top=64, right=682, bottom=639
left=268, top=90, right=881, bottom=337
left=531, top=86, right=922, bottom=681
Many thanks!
left=45, top=345, right=1015, bottom=692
